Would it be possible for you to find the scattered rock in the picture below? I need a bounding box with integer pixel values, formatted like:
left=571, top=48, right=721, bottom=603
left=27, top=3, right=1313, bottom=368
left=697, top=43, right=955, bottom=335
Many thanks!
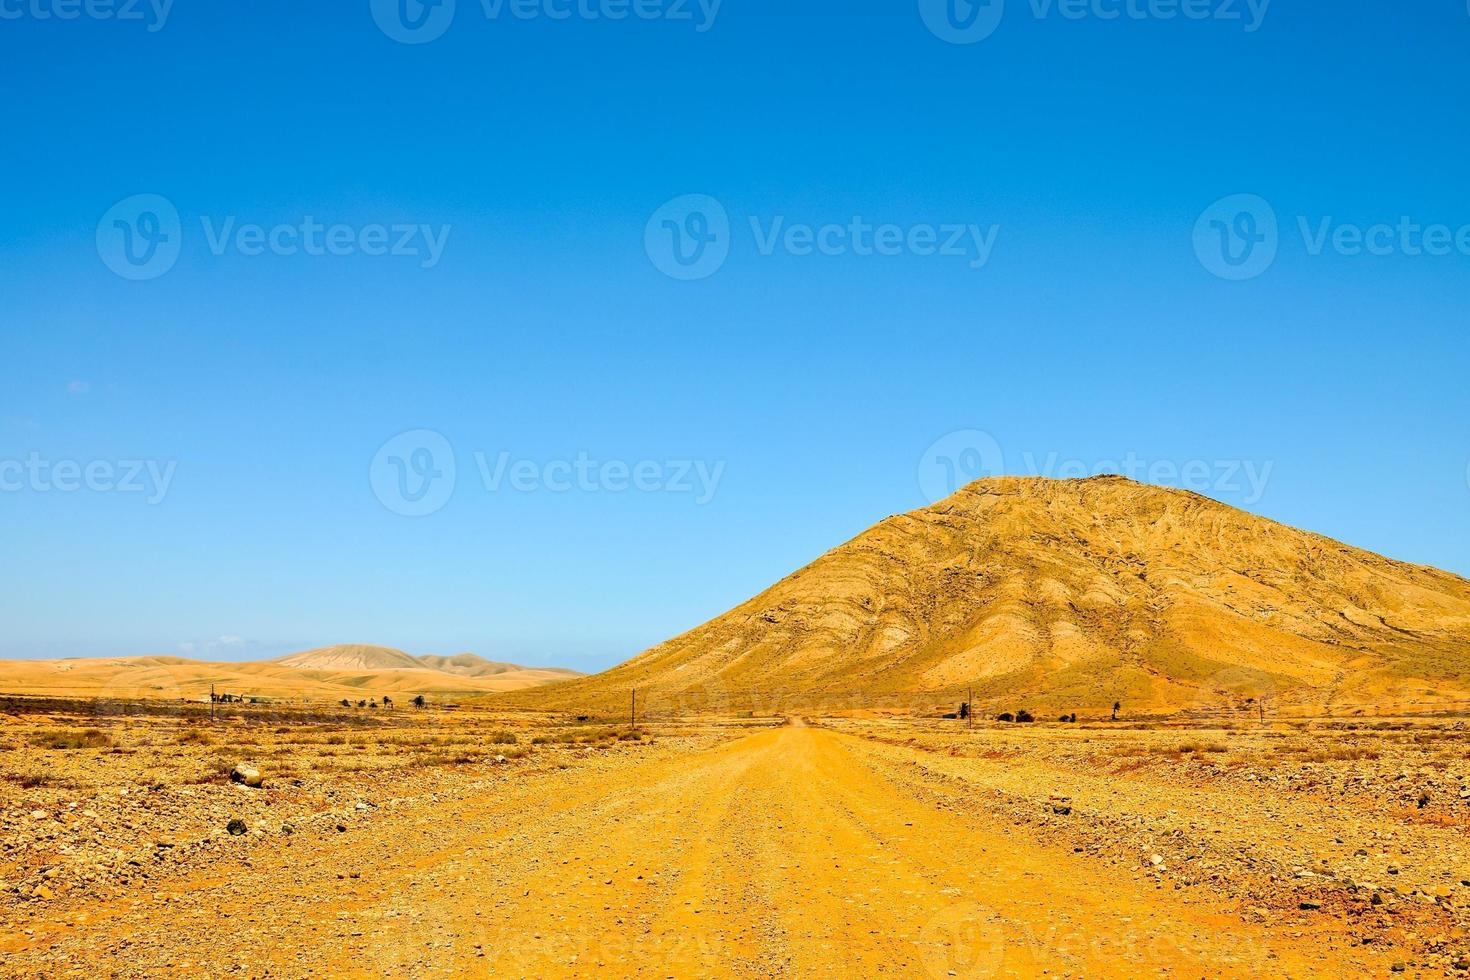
left=226, top=819, right=247, bottom=837
left=230, top=765, right=264, bottom=788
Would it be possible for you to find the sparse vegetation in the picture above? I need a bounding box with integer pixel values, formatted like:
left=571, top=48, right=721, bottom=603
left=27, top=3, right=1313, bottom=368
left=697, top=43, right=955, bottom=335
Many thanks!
left=31, top=727, right=114, bottom=749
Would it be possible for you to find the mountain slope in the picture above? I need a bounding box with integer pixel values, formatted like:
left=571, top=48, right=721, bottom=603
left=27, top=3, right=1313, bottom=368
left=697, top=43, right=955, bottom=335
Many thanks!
left=514, top=477, right=1470, bottom=715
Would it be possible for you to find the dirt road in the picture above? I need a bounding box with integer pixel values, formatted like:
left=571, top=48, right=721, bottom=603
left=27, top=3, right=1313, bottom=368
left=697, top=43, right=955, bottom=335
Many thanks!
left=4, top=724, right=1388, bottom=977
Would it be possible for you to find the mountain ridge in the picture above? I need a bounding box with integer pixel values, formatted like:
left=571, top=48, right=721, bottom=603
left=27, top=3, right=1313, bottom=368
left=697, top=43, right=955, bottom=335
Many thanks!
left=510, top=476, right=1470, bottom=715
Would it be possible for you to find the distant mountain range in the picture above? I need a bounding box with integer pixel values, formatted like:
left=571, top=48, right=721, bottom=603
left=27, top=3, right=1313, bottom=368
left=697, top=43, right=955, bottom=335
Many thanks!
left=0, top=644, right=582, bottom=701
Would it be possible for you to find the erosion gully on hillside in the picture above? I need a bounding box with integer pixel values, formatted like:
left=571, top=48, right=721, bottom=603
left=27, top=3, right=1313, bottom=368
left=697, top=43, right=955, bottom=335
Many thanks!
left=6, top=706, right=1468, bottom=978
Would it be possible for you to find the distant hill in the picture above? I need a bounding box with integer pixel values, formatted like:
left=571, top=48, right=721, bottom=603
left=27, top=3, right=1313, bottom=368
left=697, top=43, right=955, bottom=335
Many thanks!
left=0, top=645, right=583, bottom=702
left=276, top=644, right=424, bottom=671
left=418, top=653, right=538, bottom=677
left=511, top=476, right=1470, bottom=716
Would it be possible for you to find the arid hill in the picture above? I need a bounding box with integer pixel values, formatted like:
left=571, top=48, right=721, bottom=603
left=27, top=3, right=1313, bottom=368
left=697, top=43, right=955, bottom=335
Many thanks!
left=514, top=477, right=1470, bottom=716
left=276, top=644, right=424, bottom=671
left=0, top=645, right=582, bottom=702
left=416, top=653, right=561, bottom=678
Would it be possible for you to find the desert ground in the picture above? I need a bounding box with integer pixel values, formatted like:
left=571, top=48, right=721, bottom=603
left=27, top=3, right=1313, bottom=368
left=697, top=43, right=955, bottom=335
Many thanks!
left=4, top=695, right=1470, bottom=977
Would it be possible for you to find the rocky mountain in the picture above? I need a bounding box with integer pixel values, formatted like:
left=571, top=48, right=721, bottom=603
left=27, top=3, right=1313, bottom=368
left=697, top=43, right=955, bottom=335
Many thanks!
left=514, top=477, right=1470, bottom=716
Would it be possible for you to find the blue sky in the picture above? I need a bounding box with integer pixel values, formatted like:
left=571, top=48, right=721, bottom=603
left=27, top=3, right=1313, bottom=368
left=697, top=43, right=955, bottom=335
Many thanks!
left=3, top=1, right=1468, bottom=670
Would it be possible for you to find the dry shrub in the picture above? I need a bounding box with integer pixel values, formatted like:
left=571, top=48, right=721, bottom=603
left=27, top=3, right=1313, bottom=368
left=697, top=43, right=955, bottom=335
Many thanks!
left=31, top=728, right=114, bottom=750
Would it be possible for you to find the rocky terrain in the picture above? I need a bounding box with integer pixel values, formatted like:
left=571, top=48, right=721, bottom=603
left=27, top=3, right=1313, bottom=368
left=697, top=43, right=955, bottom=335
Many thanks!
left=4, top=696, right=1470, bottom=976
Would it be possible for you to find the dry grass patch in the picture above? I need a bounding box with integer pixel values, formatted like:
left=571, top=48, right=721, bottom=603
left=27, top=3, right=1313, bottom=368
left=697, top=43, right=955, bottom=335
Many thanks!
left=30, top=727, right=114, bottom=750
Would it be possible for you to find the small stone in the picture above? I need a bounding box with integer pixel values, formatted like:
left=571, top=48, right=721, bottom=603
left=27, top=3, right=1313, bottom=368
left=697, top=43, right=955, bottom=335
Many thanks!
left=34, top=885, right=53, bottom=901
left=226, top=819, right=247, bottom=837
left=229, top=765, right=263, bottom=788
left=1299, top=900, right=1322, bottom=910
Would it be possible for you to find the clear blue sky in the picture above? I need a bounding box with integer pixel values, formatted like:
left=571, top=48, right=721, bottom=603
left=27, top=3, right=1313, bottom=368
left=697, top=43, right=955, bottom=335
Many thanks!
left=3, top=2, right=1468, bottom=670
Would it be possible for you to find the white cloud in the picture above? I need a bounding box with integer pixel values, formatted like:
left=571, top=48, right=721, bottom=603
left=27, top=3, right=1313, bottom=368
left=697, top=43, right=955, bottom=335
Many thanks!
left=66, top=380, right=91, bottom=395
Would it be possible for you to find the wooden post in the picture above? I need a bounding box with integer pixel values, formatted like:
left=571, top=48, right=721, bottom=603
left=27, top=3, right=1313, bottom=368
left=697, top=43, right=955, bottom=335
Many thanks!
left=968, top=688, right=973, bottom=730
left=210, top=684, right=215, bottom=723
left=631, top=688, right=637, bottom=730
